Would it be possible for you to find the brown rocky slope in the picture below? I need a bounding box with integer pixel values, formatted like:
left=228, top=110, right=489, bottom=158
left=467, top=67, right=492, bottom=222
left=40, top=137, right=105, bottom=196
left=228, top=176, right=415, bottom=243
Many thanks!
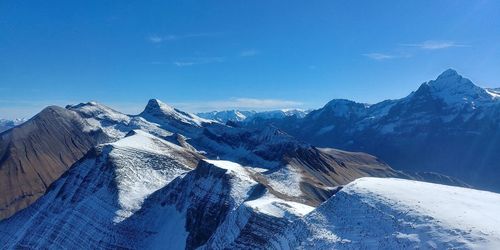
left=0, top=106, right=106, bottom=219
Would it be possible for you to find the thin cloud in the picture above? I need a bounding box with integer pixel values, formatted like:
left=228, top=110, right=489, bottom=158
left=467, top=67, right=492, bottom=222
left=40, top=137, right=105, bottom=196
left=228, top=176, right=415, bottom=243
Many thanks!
left=173, top=98, right=303, bottom=112
left=147, top=32, right=220, bottom=43
left=173, top=57, right=226, bottom=67
left=240, top=49, right=260, bottom=57
left=403, top=40, right=467, bottom=50
left=363, top=53, right=397, bottom=61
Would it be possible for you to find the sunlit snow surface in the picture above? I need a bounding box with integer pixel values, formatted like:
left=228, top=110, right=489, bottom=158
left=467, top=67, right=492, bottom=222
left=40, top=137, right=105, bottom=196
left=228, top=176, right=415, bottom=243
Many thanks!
left=271, top=177, right=500, bottom=249
left=245, top=193, right=314, bottom=218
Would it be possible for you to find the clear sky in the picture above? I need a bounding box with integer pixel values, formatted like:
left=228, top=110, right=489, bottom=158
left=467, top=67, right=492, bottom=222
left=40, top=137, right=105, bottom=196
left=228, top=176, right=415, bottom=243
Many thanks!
left=1, top=0, right=500, bottom=119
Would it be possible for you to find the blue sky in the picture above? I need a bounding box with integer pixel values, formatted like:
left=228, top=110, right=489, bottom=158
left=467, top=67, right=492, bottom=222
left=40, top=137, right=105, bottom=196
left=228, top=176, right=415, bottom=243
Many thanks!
left=1, top=0, right=500, bottom=118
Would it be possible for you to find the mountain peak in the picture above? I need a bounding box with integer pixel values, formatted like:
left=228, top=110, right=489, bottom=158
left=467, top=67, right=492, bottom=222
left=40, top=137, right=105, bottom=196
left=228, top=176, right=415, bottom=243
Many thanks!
left=428, top=69, right=475, bottom=91
left=419, top=69, right=494, bottom=105
left=437, top=68, right=460, bottom=79
left=141, top=98, right=212, bottom=127
left=142, top=99, right=177, bottom=116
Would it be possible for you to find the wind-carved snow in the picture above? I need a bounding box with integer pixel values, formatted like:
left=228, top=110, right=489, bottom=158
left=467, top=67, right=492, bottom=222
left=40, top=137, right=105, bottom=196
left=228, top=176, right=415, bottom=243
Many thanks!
left=109, top=130, right=194, bottom=222
left=271, top=177, right=500, bottom=249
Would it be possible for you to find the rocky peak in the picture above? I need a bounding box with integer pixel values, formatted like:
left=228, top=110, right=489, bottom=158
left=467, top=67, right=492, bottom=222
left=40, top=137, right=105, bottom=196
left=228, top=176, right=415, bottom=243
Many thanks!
left=141, top=99, right=176, bottom=117
left=430, top=69, right=476, bottom=91
left=140, top=99, right=212, bottom=127
left=420, top=69, right=492, bottom=105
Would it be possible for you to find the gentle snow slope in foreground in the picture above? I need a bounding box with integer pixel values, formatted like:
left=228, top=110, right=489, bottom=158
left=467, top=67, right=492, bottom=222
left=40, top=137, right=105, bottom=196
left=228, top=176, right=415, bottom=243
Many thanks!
left=273, top=177, right=500, bottom=249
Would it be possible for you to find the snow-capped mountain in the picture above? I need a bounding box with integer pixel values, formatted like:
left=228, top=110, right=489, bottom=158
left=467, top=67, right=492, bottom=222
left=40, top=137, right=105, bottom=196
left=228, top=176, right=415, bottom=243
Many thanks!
left=0, top=129, right=314, bottom=248
left=0, top=118, right=27, bottom=133
left=247, top=69, right=500, bottom=191
left=0, top=96, right=498, bottom=249
left=0, top=99, right=400, bottom=221
left=197, top=109, right=309, bottom=123
left=0, top=103, right=397, bottom=248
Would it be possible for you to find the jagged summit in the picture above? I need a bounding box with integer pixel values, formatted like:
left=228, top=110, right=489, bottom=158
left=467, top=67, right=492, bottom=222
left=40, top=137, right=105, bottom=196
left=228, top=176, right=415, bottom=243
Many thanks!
left=417, top=69, right=494, bottom=105
left=140, top=99, right=213, bottom=127
left=141, top=99, right=176, bottom=116
left=430, top=68, right=474, bottom=89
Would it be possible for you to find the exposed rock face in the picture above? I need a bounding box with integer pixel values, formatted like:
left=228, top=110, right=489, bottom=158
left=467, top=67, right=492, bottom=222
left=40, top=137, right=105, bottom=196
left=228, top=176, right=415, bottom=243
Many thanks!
left=0, top=106, right=106, bottom=219
left=285, top=147, right=403, bottom=205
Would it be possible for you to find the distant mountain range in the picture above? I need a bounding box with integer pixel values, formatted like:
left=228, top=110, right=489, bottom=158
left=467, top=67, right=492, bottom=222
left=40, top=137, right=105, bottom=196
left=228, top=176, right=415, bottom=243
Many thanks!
left=197, top=109, right=309, bottom=123
left=239, top=69, right=500, bottom=191
left=0, top=118, right=26, bottom=133
left=1, top=69, right=499, bottom=248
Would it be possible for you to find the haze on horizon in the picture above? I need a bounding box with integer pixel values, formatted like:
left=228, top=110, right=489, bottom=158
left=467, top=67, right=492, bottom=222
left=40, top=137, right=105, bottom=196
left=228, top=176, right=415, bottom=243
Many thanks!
left=1, top=0, right=500, bottom=119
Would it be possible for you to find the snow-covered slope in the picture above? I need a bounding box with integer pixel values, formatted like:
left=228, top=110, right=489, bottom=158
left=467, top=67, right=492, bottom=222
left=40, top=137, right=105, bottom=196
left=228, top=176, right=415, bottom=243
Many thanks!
left=0, top=130, right=201, bottom=248
left=0, top=140, right=316, bottom=249
left=269, top=177, right=500, bottom=249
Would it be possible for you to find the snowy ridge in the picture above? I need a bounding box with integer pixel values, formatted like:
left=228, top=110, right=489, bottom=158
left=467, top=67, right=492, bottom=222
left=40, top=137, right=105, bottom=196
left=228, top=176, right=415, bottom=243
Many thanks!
left=269, top=177, right=500, bottom=249
left=107, top=130, right=198, bottom=222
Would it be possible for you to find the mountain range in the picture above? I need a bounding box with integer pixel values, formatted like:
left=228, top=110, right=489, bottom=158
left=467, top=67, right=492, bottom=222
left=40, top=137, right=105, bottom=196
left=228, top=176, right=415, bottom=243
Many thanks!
left=0, top=118, right=26, bottom=133
left=197, top=109, right=309, bottom=123
left=0, top=69, right=499, bottom=248
left=235, top=69, right=500, bottom=191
